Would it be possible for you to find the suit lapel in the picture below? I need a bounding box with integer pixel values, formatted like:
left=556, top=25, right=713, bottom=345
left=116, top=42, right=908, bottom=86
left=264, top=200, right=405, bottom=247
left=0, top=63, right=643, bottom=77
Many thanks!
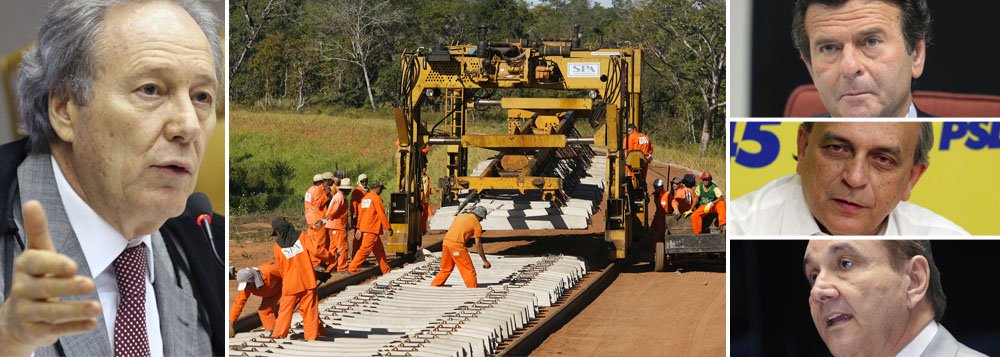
left=151, top=230, right=200, bottom=356
left=17, top=154, right=113, bottom=356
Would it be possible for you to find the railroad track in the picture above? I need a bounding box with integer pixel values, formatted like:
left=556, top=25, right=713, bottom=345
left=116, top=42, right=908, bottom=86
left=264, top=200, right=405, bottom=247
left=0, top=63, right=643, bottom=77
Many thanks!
left=229, top=248, right=618, bottom=356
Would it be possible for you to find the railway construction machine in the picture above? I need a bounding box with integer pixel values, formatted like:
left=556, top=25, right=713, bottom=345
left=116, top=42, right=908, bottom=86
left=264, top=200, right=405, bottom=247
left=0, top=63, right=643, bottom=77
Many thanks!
left=386, top=26, right=722, bottom=263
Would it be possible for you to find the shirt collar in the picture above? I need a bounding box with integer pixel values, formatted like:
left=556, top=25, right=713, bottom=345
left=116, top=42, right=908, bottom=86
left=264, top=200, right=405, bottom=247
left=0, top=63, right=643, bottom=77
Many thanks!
left=896, top=321, right=938, bottom=357
left=51, top=157, right=154, bottom=282
left=906, top=102, right=918, bottom=118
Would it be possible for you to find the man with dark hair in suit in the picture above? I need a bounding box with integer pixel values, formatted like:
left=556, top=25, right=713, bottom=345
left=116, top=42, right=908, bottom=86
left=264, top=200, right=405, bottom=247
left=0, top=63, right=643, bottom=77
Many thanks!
left=803, top=240, right=985, bottom=356
left=0, top=0, right=224, bottom=355
left=792, top=0, right=933, bottom=117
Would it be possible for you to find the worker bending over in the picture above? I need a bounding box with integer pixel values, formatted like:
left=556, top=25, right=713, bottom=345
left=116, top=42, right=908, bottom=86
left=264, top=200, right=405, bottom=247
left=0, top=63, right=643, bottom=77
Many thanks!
left=686, top=172, right=726, bottom=234
left=230, top=262, right=282, bottom=337
left=670, top=177, right=695, bottom=220
left=269, top=218, right=321, bottom=340
left=349, top=180, right=393, bottom=275
left=432, top=206, right=492, bottom=288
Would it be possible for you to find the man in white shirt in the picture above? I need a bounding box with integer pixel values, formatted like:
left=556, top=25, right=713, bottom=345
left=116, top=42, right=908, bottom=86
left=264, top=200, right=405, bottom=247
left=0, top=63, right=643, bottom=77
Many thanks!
left=731, top=122, right=967, bottom=235
left=791, top=0, right=933, bottom=117
left=803, top=240, right=985, bottom=356
left=0, top=0, right=223, bottom=355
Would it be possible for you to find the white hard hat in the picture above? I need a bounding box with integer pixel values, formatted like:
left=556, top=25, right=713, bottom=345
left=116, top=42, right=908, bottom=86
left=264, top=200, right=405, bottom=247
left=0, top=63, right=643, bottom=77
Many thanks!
left=312, top=174, right=324, bottom=182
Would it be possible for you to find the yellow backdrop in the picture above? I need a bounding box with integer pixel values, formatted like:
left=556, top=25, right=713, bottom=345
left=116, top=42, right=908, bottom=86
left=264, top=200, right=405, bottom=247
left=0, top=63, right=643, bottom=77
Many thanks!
left=730, top=121, right=1000, bottom=235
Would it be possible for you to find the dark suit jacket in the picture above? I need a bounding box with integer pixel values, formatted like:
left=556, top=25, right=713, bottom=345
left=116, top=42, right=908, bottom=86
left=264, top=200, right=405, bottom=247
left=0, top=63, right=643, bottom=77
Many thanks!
left=0, top=139, right=225, bottom=356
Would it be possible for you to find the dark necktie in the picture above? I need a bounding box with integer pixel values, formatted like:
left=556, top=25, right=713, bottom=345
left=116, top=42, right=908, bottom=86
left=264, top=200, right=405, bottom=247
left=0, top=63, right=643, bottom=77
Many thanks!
left=113, top=243, right=151, bottom=357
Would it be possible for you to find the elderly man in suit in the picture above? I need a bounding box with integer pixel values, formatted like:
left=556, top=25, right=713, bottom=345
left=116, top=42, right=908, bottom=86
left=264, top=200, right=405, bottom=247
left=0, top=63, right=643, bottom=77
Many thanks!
left=0, top=0, right=223, bottom=355
left=803, top=240, right=985, bottom=356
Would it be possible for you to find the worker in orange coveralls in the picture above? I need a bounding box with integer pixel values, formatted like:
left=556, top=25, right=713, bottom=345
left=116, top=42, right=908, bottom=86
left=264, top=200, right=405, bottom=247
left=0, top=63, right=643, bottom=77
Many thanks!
left=350, top=174, right=370, bottom=257
left=432, top=206, right=492, bottom=288
left=649, top=179, right=669, bottom=247
left=670, top=176, right=694, bottom=217
left=420, top=167, right=433, bottom=233
left=304, top=174, right=330, bottom=252
left=324, top=178, right=353, bottom=273
left=349, top=180, right=393, bottom=275
left=623, top=123, right=654, bottom=180
left=268, top=217, right=322, bottom=341
left=686, top=171, right=726, bottom=234
left=229, top=262, right=282, bottom=337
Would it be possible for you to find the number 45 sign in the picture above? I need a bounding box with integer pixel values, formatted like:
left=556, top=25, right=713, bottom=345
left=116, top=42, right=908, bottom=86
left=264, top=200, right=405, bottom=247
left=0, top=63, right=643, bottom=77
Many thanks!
left=730, top=122, right=781, bottom=168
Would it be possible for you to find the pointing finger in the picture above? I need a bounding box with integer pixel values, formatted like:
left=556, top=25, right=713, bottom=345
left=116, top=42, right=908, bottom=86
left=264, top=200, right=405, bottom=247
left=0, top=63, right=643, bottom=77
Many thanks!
left=22, top=201, right=55, bottom=251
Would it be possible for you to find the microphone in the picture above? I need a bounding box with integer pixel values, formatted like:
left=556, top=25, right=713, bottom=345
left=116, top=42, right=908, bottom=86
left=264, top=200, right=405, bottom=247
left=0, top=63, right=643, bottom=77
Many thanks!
left=187, top=192, right=224, bottom=268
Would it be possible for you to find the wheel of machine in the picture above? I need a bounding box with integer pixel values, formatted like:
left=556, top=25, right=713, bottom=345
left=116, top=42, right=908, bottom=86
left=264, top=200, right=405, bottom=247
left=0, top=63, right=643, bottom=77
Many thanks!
left=654, top=241, right=665, bottom=272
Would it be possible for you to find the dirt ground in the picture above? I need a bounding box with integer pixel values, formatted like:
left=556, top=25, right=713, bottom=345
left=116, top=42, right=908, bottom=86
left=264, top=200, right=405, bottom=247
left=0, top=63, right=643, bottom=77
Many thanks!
left=532, top=260, right=726, bottom=356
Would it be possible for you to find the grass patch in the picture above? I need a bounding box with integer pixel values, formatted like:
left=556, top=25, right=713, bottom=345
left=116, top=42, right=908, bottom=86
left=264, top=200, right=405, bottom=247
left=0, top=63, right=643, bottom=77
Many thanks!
left=230, top=107, right=726, bottom=240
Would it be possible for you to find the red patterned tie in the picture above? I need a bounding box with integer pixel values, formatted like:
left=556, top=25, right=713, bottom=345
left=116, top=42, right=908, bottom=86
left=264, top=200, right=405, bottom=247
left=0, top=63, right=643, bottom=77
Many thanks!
left=113, top=243, right=151, bottom=357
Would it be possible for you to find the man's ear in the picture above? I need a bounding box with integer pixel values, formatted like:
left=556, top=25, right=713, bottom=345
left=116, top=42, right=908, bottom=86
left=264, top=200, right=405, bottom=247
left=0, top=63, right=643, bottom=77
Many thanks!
left=911, top=37, right=927, bottom=80
left=800, top=51, right=813, bottom=75
left=905, top=255, right=930, bottom=309
left=48, top=92, right=78, bottom=143
left=796, top=125, right=810, bottom=176
left=901, top=161, right=928, bottom=201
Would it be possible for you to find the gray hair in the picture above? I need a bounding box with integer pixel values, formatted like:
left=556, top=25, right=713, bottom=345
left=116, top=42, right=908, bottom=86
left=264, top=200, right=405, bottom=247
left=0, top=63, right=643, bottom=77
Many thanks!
left=16, top=0, right=223, bottom=154
left=800, top=122, right=933, bottom=165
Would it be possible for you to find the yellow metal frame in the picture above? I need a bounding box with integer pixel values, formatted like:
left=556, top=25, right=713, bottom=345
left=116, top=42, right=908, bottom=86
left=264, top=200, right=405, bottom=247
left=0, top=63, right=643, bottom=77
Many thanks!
left=392, top=38, right=645, bottom=259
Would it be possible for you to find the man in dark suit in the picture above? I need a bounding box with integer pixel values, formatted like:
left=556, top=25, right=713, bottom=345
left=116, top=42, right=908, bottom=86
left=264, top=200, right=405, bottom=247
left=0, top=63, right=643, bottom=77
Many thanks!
left=803, top=240, right=985, bottom=356
left=792, top=0, right=933, bottom=117
left=0, top=0, right=224, bottom=355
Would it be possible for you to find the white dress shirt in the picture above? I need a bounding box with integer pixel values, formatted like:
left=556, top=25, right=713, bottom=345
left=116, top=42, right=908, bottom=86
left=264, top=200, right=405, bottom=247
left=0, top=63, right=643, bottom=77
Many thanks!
left=730, top=174, right=969, bottom=235
left=896, top=321, right=938, bottom=357
left=906, top=102, right=918, bottom=118
left=52, top=158, right=164, bottom=356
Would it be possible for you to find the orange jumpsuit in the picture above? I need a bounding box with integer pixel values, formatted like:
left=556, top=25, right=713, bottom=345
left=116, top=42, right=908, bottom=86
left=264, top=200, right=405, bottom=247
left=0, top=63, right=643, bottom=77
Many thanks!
left=650, top=190, right=669, bottom=244
left=229, top=262, right=282, bottom=331
left=349, top=185, right=368, bottom=257
left=304, top=184, right=330, bottom=264
left=420, top=174, right=433, bottom=233
left=271, top=233, right=320, bottom=340
left=349, top=191, right=392, bottom=274
left=623, top=131, right=654, bottom=180
left=691, top=184, right=726, bottom=234
left=324, top=189, right=350, bottom=272
left=672, top=186, right=694, bottom=214
left=431, top=213, right=482, bottom=288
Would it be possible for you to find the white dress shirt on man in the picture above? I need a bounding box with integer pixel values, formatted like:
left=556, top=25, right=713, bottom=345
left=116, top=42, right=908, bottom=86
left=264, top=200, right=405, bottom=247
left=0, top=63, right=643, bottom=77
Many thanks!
left=52, top=158, right=164, bottom=357
left=730, top=174, right=968, bottom=235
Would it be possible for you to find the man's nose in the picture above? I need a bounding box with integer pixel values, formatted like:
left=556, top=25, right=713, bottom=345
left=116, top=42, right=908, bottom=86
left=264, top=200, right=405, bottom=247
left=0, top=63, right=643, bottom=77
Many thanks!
left=841, top=155, right=869, bottom=189
left=165, top=94, right=204, bottom=144
left=810, top=271, right=840, bottom=304
left=839, top=45, right=864, bottom=79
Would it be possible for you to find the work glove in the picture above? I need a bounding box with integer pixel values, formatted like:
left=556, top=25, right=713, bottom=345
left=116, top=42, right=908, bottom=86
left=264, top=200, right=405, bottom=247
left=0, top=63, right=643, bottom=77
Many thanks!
left=388, top=229, right=394, bottom=236
left=683, top=210, right=693, bottom=218
left=704, top=202, right=714, bottom=214
left=673, top=211, right=681, bottom=220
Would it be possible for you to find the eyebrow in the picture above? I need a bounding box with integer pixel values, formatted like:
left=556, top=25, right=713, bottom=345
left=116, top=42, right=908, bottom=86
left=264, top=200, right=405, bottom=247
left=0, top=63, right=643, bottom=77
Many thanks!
left=858, top=27, right=887, bottom=39
left=820, top=131, right=902, bottom=158
left=803, top=242, right=861, bottom=272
